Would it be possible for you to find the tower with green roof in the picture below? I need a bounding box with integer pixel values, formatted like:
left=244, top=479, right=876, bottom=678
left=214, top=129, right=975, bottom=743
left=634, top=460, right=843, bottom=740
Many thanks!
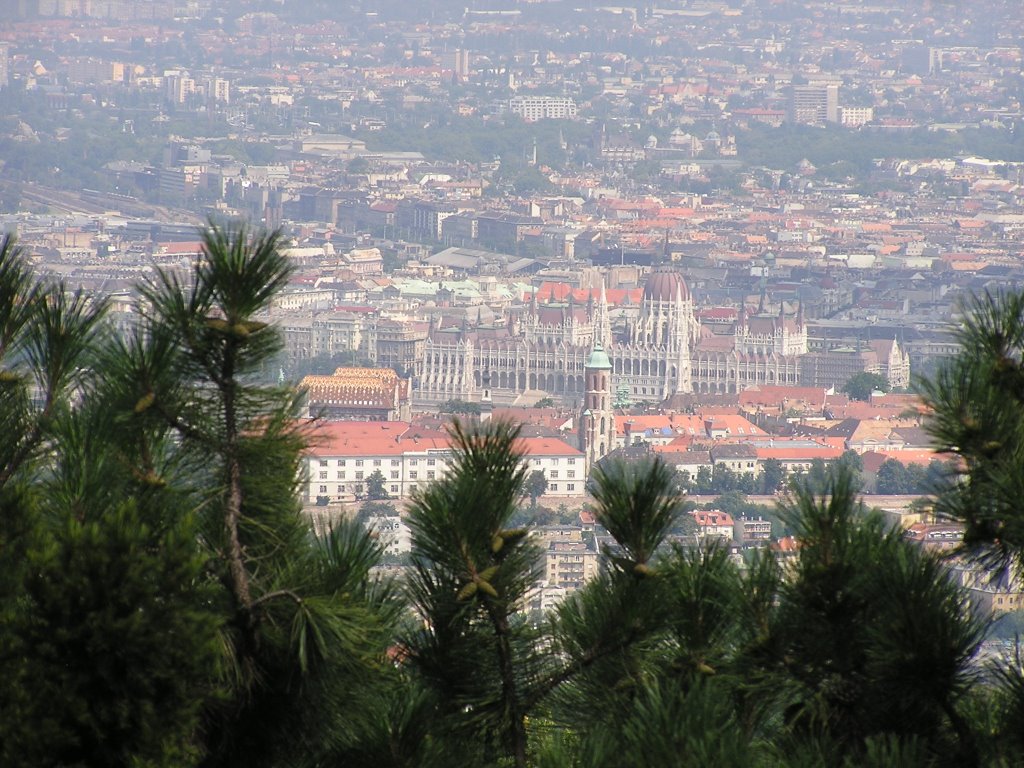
left=578, top=342, right=615, bottom=470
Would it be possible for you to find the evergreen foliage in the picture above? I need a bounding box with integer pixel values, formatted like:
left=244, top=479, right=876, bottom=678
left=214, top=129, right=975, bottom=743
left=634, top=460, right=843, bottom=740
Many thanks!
left=1, top=229, right=1022, bottom=767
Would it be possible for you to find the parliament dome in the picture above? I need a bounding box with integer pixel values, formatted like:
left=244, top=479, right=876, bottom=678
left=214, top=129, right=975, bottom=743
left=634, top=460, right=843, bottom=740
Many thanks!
left=643, top=269, right=689, bottom=302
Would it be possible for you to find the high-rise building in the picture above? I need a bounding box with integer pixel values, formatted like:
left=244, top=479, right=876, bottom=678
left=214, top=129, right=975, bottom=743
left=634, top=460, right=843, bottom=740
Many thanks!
left=163, top=71, right=196, bottom=105
left=788, top=84, right=839, bottom=125
left=0, top=43, right=10, bottom=90
left=208, top=77, right=230, bottom=104
left=446, top=49, right=470, bottom=80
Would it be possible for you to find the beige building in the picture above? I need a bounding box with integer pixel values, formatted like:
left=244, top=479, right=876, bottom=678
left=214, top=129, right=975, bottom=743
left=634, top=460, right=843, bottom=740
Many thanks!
left=543, top=540, right=599, bottom=591
left=301, top=367, right=411, bottom=422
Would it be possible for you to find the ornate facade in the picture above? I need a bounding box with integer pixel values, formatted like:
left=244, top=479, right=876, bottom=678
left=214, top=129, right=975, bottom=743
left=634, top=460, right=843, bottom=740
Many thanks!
left=416, top=269, right=811, bottom=405
left=301, top=366, right=411, bottom=421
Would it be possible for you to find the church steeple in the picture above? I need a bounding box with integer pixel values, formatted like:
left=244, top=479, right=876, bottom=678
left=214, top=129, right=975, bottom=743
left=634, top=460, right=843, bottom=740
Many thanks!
left=579, top=342, right=614, bottom=471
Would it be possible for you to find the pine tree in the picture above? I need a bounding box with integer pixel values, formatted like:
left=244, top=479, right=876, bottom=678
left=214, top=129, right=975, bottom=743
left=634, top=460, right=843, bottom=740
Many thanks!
left=104, top=221, right=401, bottom=765
left=741, top=466, right=984, bottom=765
left=0, top=225, right=401, bottom=767
left=0, top=234, right=217, bottom=767
left=919, top=290, right=1024, bottom=571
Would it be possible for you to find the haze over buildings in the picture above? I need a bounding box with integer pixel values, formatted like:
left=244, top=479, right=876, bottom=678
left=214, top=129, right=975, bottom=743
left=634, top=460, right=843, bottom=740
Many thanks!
left=2, top=0, right=1024, bottom=604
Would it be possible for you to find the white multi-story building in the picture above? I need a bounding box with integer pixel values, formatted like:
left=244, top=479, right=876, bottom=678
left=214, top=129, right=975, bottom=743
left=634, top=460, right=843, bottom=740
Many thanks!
left=365, top=515, right=412, bottom=556
left=508, top=96, right=578, bottom=121
left=306, top=422, right=585, bottom=502
left=840, top=106, right=874, bottom=127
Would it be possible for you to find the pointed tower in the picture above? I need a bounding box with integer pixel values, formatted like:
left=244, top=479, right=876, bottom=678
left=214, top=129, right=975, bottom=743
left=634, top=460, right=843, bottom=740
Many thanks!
left=480, top=367, right=493, bottom=423
left=592, top=277, right=611, bottom=349
left=672, top=281, right=693, bottom=395
left=579, top=342, right=615, bottom=471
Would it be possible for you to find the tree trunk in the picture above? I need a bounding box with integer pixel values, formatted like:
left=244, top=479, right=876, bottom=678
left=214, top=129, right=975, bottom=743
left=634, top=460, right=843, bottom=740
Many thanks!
left=221, top=348, right=253, bottom=616
left=487, top=604, right=528, bottom=768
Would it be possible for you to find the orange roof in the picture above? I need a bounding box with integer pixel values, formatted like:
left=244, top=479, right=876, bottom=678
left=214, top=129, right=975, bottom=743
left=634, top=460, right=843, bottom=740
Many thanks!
left=703, top=414, right=762, bottom=436
left=159, top=241, right=204, bottom=255
left=691, top=510, right=734, bottom=527
left=772, top=536, right=800, bottom=553
left=867, top=448, right=947, bottom=465
left=755, top=446, right=843, bottom=461
left=307, top=421, right=449, bottom=457
left=860, top=222, right=893, bottom=233
left=517, top=436, right=583, bottom=457
left=738, top=386, right=827, bottom=409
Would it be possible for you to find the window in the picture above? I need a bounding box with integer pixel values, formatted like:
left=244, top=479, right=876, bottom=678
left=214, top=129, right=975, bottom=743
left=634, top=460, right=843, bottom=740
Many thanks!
left=568, top=458, right=576, bottom=465
left=567, top=484, right=575, bottom=492
left=550, top=483, right=558, bottom=491
left=319, top=460, right=328, bottom=467
left=410, top=471, right=418, bottom=480
left=319, top=471, right=328, bottom=480
left=391, top=459, right=400, bottom=466
left=356, top=471, right=364, bottom=480
left=567, top=470, right=575, bottom=479
left=550, top=471, right=559, bottom=479
left=533, top=458, right=541, bottom=465
left=390, top=471, right=399, bottom=479
left=427, top=471, right=435, bottom=480
left=409, top=483, right=418, bottom=492
left=409, top=459, right=418, bottom=466
left=355, top=460, right=364, bottom=467
left=337, top=471, right=344, bottom=479
left=338, top=459, right=346, bottom=467
left=390, top=485, right=399, bottom=493
left=373, top=459, right=381, bottom=466
left=318, top=485, right=327, bottom=493
left=551, top=458, right=558, bottom=465
left=427, top=458, right=436, bottom=466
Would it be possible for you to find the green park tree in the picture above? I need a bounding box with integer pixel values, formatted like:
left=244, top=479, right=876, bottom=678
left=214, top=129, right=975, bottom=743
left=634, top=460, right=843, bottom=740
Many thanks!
left=525, top=468, right=548, bottom=511
left=439, top=398, right=481, bottom=415
left=366, top=468, right=390, bottom=500
left=761, top=458, right=786, bottom=495
left=842, top=372, right=890, bottom=401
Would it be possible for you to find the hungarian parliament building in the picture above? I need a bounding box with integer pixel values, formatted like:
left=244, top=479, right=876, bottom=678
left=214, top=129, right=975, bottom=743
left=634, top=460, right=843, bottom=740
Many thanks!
left=416, top=269, right=909, bottom=406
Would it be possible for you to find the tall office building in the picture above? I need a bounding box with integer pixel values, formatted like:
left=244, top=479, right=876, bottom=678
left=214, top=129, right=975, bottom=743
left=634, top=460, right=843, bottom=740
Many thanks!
left=0, top=43, right=10, bottom=90
left=787, top=84, right=839, bottom=125
left=446, top=49, right=470, bottom=80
